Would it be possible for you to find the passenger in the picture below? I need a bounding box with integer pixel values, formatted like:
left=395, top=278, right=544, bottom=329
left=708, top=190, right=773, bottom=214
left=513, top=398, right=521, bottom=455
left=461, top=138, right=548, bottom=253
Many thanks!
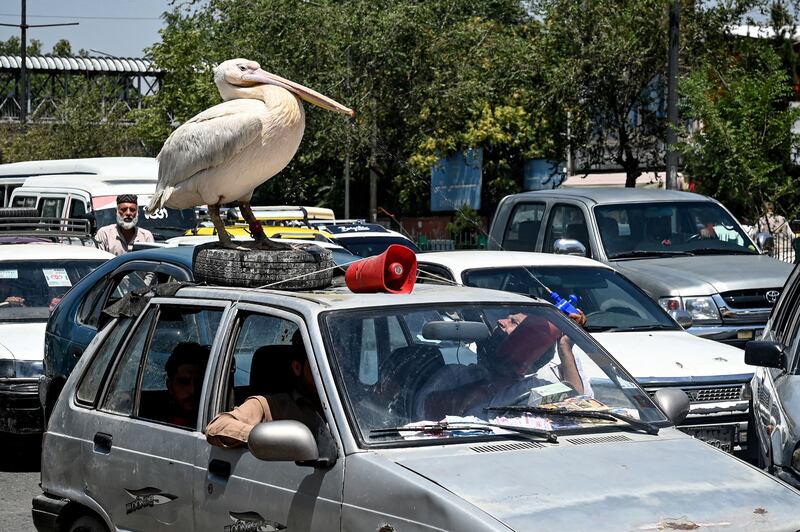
left=94, top=194, right=154, bottom=255
left=164, top=342, right=210, bottom=427
left=419, top=311, right=586, bottom=420
left=206, top=332, right=324, bottom=448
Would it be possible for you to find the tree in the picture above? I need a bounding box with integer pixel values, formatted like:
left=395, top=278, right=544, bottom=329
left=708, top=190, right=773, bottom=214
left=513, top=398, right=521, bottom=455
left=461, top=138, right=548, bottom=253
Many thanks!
left=679, top=41, right=800, bottom=221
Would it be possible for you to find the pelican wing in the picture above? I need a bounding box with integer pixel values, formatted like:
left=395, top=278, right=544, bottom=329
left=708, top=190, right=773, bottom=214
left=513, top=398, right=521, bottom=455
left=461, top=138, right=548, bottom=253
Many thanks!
left=155, top=99, right=265, bottom=190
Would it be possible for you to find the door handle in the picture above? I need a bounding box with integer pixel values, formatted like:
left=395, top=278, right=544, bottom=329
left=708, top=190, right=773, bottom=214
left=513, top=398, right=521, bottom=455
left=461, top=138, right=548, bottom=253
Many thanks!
left=93, top=432, right=112, bottom=454
left=208, top=459, right=231, bottom=480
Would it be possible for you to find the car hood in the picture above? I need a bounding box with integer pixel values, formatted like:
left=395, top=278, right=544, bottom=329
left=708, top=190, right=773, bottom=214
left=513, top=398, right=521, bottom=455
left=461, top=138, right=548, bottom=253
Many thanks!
left=591, top=331, right=751, bottom=381
left=0, top=322, right=46, bottom=360
left=395, top=437, right=800, bottom=530
left=609, top=255, right=791, bottom=296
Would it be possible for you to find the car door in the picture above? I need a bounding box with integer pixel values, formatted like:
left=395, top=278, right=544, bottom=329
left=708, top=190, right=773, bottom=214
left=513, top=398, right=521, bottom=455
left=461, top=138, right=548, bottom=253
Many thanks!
left=82, top=300, right=226, bottom=530
left=542, top=202, right=593, bottom=257
left=195, top=304, right=344, bottom=531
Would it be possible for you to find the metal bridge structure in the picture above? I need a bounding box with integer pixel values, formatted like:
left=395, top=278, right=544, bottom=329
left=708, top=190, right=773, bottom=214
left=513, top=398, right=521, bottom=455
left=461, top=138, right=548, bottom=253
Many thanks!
left=0, top=55, right=161, bottom=123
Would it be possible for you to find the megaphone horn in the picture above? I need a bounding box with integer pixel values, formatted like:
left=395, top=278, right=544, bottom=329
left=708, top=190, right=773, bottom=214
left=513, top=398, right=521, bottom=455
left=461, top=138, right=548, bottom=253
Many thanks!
left=345, top=244, right=417, bottom=294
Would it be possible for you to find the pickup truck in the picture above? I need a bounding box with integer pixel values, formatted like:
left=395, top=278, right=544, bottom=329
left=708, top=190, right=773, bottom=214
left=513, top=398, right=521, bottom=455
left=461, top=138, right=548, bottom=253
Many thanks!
left=488, top=188, right=793, bottom=347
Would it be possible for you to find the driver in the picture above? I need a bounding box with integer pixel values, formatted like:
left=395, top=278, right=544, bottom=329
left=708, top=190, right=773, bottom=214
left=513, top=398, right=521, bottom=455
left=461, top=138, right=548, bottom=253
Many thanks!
left=418, top=312, right=585, bottom=420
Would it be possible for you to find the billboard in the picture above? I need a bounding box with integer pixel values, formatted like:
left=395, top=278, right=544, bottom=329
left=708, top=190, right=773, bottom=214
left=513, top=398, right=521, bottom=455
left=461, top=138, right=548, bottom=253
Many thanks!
left=523, top=159, right=565, bottom=190
left=430, top=148, right=482, bottom=212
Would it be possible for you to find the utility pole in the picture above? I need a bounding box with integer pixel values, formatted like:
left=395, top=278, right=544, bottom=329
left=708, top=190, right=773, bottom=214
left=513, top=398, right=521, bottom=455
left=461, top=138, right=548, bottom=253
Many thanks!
left=369, top=96, right=378, bottom=223
left=0, top=0, right=78, bottom=124
left=665, top=0, right=680, bottom=190
left=344, top=47, right=352, bottom=219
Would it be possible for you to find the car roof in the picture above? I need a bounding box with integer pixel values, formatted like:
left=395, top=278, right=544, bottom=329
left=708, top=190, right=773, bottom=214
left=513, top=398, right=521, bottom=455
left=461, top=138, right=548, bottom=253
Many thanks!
left=0, top=243, right=114, bottom=261
left=171, top=283, right=538, bottom=312
left=104, top=244, right=196, bottom=268
left=507, top=187, right=712, bottom=205
left=418, top=250, right=610, bottom=273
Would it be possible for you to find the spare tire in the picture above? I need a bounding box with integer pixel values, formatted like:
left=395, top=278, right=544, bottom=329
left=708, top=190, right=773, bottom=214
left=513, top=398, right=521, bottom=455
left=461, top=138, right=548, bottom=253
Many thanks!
left=193, top=242, right=334, bottom=290
left=0, top=207, right=39, bottom=218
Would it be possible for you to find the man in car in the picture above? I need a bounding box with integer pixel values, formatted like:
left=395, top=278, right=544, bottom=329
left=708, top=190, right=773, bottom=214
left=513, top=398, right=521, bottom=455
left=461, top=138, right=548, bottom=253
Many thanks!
left=164, top=342, right=210, bottom=427
left=419, top=311, right=586, bottom=420
left=94, top=194, right=154, bottom=255
left=206, top=332, right=325, bottom=448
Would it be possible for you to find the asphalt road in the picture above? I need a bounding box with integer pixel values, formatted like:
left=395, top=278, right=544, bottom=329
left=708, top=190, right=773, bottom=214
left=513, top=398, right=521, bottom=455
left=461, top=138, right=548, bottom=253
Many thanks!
left=0, top=435, right=42, bottom=532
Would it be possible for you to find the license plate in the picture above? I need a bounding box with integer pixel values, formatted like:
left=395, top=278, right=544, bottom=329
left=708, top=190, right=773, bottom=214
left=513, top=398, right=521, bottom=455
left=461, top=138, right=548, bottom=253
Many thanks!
left=685, top=425, right=736, bottom=453
left=737, top=329, right=754, bottom=340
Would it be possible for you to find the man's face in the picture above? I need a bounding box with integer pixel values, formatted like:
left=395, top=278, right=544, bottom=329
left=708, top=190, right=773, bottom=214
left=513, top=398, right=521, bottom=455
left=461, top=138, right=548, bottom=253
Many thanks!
left=167, top=363, right=204, bottom=415
left=116, top=202, right=138, bottom=230
left=496, top=312, right=527, bottom=335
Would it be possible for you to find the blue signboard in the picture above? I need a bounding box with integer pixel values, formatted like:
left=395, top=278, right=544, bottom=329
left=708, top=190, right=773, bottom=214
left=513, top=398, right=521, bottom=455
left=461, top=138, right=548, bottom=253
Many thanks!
left=524, top=159, right=565, bottom=190
left=430, top=148, right=482, bottom=212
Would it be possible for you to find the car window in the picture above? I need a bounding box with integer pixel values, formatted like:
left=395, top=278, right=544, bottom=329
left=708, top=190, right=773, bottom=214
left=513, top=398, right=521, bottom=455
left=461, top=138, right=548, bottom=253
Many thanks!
left=69, top=198, right=87, bottom=218
left=11, top=195, right=37, bottom=209
left=416, top=264, right=455, bottom=285
left=768, top=263, right=800, bottom=344
left=544, top=204, right=591, bottom=257
left=101, top=308, right=157, bottom=415
left=80, top=269, right=162, bottom=329
left=503, top=202, right=545, bottom=251
left=595, top=201, right=756, bottom=259
left=136, top=305, right=223, bottom=429
left=41, top=197, right=65, bottom=218
left=221, top=312, right=301, bottom=410
left=76, top=317, right=135, bottom=406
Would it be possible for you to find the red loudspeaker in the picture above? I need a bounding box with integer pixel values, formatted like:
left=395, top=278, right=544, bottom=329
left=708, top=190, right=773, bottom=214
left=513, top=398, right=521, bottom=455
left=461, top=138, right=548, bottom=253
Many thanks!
left=345, top=244, right=417, bottom=294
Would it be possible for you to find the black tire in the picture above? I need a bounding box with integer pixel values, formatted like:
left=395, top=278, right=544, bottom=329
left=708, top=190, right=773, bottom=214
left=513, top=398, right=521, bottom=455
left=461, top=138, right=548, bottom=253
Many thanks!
left=0, top=207, right=39, bottom=218
left=69, top=515, right=108, bottom=532
left=193, top=242, right=334, bottom=290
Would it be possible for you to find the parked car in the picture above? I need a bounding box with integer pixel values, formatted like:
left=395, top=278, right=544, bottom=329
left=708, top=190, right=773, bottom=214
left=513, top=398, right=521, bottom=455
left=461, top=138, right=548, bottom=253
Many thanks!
left=310, top=220, right=420, bottom=256
left=417, top=250, right=753, bottom=453
left=0, top=222, right=113, bottom=435
left=40, top=240, right=359, bottom=420
left=488, top=188, right=793, bottom=347
left=4, top=157, right=197, bottom=241
left=746, top=261, right=800, bottom=489
left=34, top=282, right=800, bottom=531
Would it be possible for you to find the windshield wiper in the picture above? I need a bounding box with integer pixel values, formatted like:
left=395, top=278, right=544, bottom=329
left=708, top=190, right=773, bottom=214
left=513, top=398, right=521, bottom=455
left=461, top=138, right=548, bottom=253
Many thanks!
left=484, top=405, right=659, bottom=436
left=687, top=248, right=755, bottom=255
left=609, top=250, right=693, bottom=259
left=602, top=324, right=678, bottom=333
left=369, top=421, right=558, bottom=442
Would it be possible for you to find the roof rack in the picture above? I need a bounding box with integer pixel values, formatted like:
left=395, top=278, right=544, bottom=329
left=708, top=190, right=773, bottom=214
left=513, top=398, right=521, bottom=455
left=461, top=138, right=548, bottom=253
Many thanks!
left=0, top=216, right=97, bottom=247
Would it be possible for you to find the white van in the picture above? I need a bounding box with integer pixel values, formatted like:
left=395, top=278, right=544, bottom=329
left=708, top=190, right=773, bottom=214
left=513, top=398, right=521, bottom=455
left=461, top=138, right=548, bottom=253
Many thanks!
left=4, top=157, right=197, bottom=240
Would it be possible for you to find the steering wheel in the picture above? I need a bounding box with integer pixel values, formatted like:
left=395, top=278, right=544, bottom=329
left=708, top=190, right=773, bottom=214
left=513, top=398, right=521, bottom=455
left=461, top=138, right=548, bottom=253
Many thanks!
left=686, top=232, right=703, bottom=242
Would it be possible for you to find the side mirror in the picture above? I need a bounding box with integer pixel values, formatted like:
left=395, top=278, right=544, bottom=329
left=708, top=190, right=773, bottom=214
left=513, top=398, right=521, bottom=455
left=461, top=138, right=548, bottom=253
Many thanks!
left=653, top=388, right=690, bottom=425
left=553, top=238, right=587, bottom=257
left=248, top=420, right=319, bottom=463
left=744, top=341, right=785, bottom=370
left=755, top=232, right=774, bottom=254
left=669, top=310, right=693, bottom=329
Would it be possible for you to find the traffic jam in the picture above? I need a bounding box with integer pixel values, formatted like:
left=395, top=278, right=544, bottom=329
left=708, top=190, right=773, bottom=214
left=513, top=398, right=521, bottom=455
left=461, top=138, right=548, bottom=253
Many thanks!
left=0, top=60, right=799, bottom=531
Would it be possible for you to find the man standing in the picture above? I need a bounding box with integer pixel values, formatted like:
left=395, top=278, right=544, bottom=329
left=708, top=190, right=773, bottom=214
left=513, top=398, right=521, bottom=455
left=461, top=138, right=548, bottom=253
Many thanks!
left=94, top=194, right=154, bottom=255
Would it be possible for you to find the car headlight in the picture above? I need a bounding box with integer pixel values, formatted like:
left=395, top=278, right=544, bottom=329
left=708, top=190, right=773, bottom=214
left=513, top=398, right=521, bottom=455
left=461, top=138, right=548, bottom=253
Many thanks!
left=658, top=296, right=720, bottom=321
left=0, top=360, right=15, bottom=378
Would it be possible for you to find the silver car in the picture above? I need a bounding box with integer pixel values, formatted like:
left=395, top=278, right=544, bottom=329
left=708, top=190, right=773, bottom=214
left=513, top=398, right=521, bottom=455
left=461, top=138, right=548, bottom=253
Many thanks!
left=35, top=284, right=800, bottom=531
left=747, top=262, right=800, bottom=489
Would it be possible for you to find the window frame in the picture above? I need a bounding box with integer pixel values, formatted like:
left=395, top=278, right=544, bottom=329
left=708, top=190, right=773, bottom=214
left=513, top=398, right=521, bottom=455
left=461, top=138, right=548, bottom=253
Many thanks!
left=543, top=202, right=591, bottom=257
left=502, top=201, right=546, bottom=251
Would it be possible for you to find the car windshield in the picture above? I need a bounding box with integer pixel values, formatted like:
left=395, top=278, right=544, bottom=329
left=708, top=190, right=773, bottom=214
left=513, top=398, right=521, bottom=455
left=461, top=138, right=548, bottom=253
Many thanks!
left=595, top=201, right=756, bottom=259
left=336, top=236, right=420, bottom=257
left=0, top=259, right=104, bottom=320
left=461, top=266, right=677, bottom=332
left=324, top=303, right=667, bottom=444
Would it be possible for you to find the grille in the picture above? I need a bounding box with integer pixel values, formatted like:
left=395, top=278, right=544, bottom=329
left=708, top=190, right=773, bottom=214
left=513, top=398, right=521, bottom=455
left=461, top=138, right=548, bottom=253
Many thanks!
left=647, top=385, right=742, bottom=403
left=470, top=441, right=543, bottom=453
left=565, top=435, right=632, bottom=445
left=758, top=385, right=771, bottom=406
left=721, top=288, right=781, bottom=309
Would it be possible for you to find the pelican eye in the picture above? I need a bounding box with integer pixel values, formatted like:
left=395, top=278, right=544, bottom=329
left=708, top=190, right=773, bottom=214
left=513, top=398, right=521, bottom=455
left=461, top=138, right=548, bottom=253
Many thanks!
left=238, top=65, right=246, bottom=71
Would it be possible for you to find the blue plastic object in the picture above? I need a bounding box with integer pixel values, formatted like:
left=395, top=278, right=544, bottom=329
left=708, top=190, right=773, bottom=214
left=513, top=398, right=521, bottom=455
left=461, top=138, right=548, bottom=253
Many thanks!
left=550, top=291, right=580, bottom=316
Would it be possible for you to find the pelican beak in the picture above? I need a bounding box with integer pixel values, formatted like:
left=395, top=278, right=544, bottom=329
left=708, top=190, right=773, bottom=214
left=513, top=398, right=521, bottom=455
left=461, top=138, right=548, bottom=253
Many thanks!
left=245, top=69, right=355, bottom=118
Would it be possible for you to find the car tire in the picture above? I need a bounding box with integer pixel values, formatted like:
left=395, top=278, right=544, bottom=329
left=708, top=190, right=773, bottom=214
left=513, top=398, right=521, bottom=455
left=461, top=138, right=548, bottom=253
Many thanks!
left=69, top=515, right=108, bottom=532
left=193, top=243, right=334, bottom=290
left=0, top=207, right=39, bottom=218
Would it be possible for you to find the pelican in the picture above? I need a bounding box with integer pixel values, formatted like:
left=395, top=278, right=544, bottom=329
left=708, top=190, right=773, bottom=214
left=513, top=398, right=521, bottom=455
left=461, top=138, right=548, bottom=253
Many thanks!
left=146, top=58, right=354, bottom=248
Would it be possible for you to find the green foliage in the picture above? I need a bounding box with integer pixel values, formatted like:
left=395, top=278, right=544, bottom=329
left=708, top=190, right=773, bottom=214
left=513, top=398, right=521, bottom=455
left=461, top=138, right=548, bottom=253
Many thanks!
left=679, top=42, right=800, bottom=221
left=446, top=204, right=482, bottom=236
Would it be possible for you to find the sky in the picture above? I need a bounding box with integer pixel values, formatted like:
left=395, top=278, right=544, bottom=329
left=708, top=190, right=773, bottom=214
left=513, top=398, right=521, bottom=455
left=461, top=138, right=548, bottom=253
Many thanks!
left=0, top=0, right=169, bottom=58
